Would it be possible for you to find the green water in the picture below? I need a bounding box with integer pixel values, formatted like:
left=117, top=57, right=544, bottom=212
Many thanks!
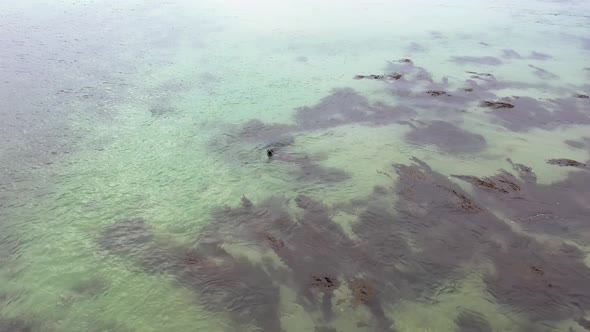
left=1, top=0, right=590, bottom=331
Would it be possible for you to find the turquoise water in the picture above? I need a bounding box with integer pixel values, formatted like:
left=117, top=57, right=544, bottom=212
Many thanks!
left=1, top=0, right=590, bottom=331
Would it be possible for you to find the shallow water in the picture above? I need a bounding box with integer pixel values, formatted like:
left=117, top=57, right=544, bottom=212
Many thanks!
left=1, top=0, right=590, bottom=331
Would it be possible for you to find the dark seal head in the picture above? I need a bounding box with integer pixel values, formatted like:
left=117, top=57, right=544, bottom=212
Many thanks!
left=267, top=149, right=274, bottom=158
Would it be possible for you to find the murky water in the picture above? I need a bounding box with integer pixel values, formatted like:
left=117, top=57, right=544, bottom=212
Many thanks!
left=1, top=0, right=590, bottom=331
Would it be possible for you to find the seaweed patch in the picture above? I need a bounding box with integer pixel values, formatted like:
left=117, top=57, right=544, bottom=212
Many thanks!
left=455, top=310, right=492, bottom=332
left=480, top=100, right=515, bottom=109
left=450, top=56, right=503, bottom=66
left=405, top=121, right=487, bottom=154
left=528, top=64, right=559, bottom=80
left=547, top=158, right=587, bottom=169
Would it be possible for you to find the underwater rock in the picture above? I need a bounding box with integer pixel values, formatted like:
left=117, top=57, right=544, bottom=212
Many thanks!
left=455, top=310, right=492, bottom=332
left=547, top=158, right=587, bottom=169
left=450, top=56, right=502, bottom=66
left=405, top=121, right=487, bottom=154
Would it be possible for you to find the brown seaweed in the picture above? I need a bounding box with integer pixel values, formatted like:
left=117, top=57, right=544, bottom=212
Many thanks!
left=484, top=96, right=590, bottom=132
left=483, top=236, right=590, bottom=321
left=451, top=172, right=521, bottom=194
left=406, top=42, right=427, bottom=53
left=450, top=56, right=502, bottom=66
left=0, top=318, right=32, bottom=332
left=501, top=49, right=552, bottom=61
left=426, top=90, right=449, bottom=97
left=564, top=137, right=590, bottom=150
left=71, top=276, right=110, bottom=297
left=529, top=51, right=553, bottom=60
left=576, top=317, right=590, bottom=331
left=293, top=88, right=416, bottom=129
left=547, top=158, right=587, bottom=169
left=453, top=159, right=590, bottom=241
left=480, top=100, right=515, bottom=109
left=405, top=121, right=487, bottom=154
left=353, top=73, right=403, bottom=81
left=315, top=327, right=338, bottom=332
left=528, top=64, right=559, bottom=80
left=100, top=219, right=283, bottom=332
left=455, top=310, right=492, bottom=332
left=501, top=49, right=523, bottom=59
left=149, top=106, right=175, bottom=118
left=506, top=158, right=537, bottom=183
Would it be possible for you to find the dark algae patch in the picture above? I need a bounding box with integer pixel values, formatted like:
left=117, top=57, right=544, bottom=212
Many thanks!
left=528, top=64, right=559, bottom=80
left=0, top=318, right=33, bottom=332
left=450, top=56, right=502, bottom=66
left=483, top=236, right=590, bottom=321
left=480, top=100, right=515, bottom=109
left=455, top=310, right=492, bottom=332
left=577, top=317, right=590, bottom=331
left=100, top=222, right=283, bottom=332
left=547, top=158, right=588, bottom=169
left=405, top=121, right=487, bottom=154
left=97, top=155, right=590, bottom=330
left=452, top=159, right=590, bottom=240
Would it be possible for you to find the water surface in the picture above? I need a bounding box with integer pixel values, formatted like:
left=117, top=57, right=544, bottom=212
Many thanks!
left=1, top=0, right=590, bottom=331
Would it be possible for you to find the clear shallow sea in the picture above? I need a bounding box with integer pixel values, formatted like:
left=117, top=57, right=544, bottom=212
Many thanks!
left=1, top=0, right=590, bottom=331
